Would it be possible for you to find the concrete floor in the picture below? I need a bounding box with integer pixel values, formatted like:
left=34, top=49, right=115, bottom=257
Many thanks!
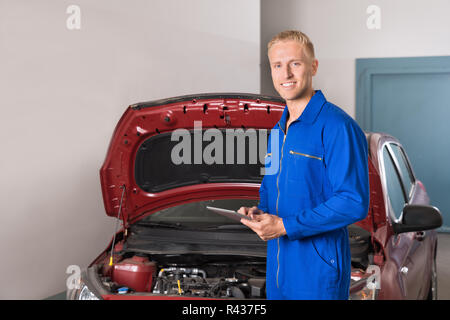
left=437, top=233, right=450, bottom=300
left=45, top=232, right=450, bottom=300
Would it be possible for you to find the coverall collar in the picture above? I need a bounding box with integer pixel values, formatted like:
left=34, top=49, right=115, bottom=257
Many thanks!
left=277, top=89, right=327, bottom=133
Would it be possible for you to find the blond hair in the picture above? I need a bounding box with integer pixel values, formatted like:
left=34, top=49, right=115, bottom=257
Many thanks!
left=267, top=30, right=315, bottom=61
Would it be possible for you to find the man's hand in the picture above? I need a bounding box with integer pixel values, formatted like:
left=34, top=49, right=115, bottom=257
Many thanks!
left=237, top=206, right=263, bottom=219
left=238, top=207, right=287, bottom=241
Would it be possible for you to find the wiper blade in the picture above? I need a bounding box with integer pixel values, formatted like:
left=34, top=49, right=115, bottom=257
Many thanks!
left=136, top=221, right=186, bottom=229
left=202, top=224, right=249, bottom=230
left=137, top=221, right=249, bottom=231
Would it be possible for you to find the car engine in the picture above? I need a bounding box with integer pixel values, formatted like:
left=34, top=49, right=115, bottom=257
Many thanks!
left=99, top=253, right=267, bottom=298
left=95, top=224, right=372, bottom=298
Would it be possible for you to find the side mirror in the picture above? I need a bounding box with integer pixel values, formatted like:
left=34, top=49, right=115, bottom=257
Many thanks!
left=393, top=204, right=443, bottom=234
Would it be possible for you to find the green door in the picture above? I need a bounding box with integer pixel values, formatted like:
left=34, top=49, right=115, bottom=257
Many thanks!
left=356, top=56, right=450, bottom=231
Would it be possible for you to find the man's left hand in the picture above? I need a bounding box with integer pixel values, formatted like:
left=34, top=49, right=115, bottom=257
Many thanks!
left=240, top=213, right=287, bottom=241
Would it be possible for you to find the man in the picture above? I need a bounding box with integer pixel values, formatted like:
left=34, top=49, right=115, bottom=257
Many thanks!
left=238, top=30, right=369, bottom=300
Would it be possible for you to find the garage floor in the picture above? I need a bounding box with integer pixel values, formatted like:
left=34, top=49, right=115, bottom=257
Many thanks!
left=437, top=233, right=450, bottom=300
left=45, top=233, right=450, bottom=300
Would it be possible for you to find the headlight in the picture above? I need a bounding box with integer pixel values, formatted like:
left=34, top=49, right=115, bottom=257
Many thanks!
left=349, top=278, right=379, bottom=300
left=78, top=283, right=100, bottom=300
left=349, top=286, right=378, bottom=300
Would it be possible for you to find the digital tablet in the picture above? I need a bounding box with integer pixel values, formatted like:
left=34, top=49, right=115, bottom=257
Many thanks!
left=206, top=206, right=252, bottom=222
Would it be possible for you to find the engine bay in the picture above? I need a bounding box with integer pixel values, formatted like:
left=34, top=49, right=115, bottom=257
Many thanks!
left=95, top=223, right=374, bottom=298
left=99, top=253, right=267, bottom=298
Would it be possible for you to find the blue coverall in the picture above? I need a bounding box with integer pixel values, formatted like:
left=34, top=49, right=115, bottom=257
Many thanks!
left=258, top=90, right=369, bottom=300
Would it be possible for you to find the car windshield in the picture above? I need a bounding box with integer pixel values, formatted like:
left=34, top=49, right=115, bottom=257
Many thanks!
left=137, top=198, right=259, bottom=229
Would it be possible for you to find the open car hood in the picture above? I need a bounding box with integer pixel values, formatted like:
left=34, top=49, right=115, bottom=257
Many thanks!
left=100, top=93, right=286, bottom=226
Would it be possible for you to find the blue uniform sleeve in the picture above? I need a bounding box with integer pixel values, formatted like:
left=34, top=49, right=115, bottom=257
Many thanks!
left=282, top=118, right=370, bottom=240
left=257, top=129, right=272, bottom=213
left=257, top=174, right=269, bottom=213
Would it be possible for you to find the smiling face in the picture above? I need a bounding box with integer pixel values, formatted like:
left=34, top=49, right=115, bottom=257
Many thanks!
left=268, top=40, right=318, bottom=103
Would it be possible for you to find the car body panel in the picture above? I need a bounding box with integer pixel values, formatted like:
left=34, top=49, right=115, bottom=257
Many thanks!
left=100, top=93, right=285, bottom=226
left=368, top=133, right=437, bottom=299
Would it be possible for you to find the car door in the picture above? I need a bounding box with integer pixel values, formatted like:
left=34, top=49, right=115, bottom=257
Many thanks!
left=381, top=142, right=428, bottom=299
left=388, top=143, right=430, bottom=299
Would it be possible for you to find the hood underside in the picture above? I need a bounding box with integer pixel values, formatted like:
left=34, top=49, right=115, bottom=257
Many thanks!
left=100, top=93, right=286, bottom=225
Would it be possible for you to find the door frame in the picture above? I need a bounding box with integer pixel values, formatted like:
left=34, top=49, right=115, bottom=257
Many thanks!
left=355, top=56, right=450, bottom=233
left=356, top=56, right=450, bottom=130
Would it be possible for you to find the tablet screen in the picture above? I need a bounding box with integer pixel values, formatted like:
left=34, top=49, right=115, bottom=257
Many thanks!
left=206, top=206, right=252, bottom=222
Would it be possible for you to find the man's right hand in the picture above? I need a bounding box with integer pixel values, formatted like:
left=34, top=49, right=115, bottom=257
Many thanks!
left=237, top=206, right=263, bottom=220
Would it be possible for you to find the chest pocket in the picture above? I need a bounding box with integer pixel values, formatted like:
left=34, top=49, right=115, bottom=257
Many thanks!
left=286, top=148, right=324, bottom=199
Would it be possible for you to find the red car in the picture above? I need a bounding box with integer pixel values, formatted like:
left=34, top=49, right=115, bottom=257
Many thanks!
left=67, top=93, right=442, bottom=300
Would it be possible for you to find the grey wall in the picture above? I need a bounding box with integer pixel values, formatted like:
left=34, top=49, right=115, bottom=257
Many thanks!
left=0, top=0, right=260, bottom=299
left=261, top=0, right=450, bottom=117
